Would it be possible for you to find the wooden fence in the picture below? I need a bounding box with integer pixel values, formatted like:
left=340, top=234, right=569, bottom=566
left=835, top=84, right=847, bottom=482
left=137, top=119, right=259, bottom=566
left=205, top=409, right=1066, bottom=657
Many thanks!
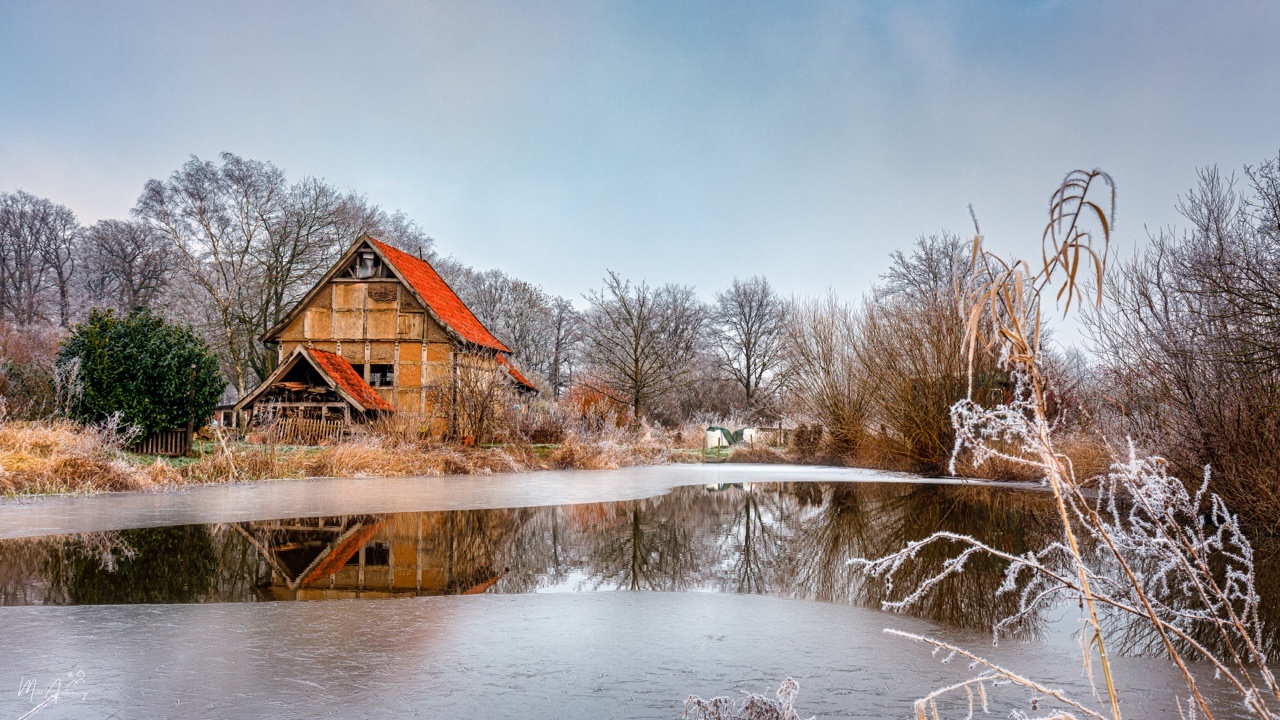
left=133, top=426, right=193, bottom=457
left=269, top=417, right=346, bottom=446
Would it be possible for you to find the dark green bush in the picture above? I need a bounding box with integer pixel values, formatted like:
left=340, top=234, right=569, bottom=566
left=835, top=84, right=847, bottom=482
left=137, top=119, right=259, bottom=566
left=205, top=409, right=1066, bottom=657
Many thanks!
left=57, top=308, right=223, bottom=434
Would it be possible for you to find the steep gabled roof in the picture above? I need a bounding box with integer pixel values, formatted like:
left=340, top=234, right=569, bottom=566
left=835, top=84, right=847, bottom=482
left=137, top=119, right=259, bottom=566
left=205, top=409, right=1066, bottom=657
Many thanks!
left=234, top=345, right=394, bottom=414
left=307, top=348, right=394, bottom=412
left=370, top=239, right=511, bottom=353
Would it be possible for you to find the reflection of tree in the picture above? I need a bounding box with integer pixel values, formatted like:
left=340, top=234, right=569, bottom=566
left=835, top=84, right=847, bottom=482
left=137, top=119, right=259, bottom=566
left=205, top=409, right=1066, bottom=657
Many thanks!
left=501, top=506, right=573, bottom=593
left=204, top=525, right=269, bottom=601
left=725, top=487, right=789, bottom=594
left=0, top=535, right=73, bottom=605
left=1103, top=534, right=1280, bottom=659
left=438, top=508, right=529, bottom=593
left=865, top=485, right=1060, bottom=639
left=6, top=479, right=1276, bottom=661
left=57, top=526, right=218, bottom=604
left=581, top=497, right=709, bottom=591
left=782, top=484, right=880, bottom=603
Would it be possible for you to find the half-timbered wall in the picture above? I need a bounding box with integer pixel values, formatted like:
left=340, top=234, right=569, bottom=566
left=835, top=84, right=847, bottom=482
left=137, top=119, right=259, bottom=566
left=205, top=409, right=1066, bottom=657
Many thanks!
left=273, top=277, right=455, bottom=421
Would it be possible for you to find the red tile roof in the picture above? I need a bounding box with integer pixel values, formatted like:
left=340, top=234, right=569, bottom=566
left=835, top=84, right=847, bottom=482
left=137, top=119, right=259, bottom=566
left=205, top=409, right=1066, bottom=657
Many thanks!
left=461, top=573, right=504, bottom=595
left=302, top=521, right=388, bottom=585
left=370, top=238, right=511, bottom=353
left=307, top=348, right=394, bottom=412
left=495, top=353, right=537, bottom=391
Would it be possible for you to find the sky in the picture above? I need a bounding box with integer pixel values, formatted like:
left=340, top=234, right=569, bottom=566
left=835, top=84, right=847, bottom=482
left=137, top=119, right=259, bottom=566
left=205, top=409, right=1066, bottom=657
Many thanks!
left=2, top=1, right=1278, bottom=337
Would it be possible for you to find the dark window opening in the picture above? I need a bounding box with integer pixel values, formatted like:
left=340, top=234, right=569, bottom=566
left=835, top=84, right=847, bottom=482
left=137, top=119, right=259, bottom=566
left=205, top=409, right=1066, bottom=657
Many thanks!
left=368, top=364, right=395, bottom=387
left=356, top=251, right=379, bottom=279
left=342, top=248, right=389, bottom=279
left=363, top=542, right=390, bottom=566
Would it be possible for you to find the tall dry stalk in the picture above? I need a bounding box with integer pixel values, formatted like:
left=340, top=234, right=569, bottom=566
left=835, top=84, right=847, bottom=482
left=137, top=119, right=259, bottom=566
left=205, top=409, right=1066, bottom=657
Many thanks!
left=852, top=169, right=1278, bottom=719
left=968, top=169, right=1121, bottom=717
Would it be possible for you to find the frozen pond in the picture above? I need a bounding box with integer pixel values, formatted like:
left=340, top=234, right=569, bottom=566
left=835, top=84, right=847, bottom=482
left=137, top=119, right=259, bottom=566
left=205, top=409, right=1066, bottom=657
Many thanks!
left=1, top=474, right=1271, bottom=718
left=0, top=593, right=1245, bottom=719
left=0, top=463, right=942, bottom=540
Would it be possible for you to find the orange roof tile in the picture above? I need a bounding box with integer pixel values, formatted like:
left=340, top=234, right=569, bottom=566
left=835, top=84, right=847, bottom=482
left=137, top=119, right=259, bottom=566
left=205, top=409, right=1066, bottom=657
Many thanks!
left=496, top=353, right=537, bottom=391
left=307, top=348, right=394, bottom=412
left=461, top=573, right=504, bottom=595
left=370, top=239, right=511, bottom=353
left=302, top=521, right=388, bottom=585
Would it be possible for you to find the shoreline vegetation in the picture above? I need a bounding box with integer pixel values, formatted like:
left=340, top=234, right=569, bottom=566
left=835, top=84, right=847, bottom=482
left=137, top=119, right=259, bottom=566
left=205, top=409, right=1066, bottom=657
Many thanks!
left=0, top=413, right=1114, bottom=497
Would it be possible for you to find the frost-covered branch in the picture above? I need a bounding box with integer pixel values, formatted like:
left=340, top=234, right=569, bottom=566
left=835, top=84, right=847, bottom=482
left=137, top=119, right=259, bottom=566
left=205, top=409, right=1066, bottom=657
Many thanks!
left=850, top=169, right=1278, bottom=719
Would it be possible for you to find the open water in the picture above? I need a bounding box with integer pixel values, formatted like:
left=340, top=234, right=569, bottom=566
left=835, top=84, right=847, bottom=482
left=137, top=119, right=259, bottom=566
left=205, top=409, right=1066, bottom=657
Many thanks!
left=0, top=466, right=1270, bottom=718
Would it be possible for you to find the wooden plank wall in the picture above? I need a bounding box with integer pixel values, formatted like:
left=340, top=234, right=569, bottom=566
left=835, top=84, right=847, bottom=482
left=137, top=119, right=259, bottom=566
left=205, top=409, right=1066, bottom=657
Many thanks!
left=133, top=427, right=192, bottom=457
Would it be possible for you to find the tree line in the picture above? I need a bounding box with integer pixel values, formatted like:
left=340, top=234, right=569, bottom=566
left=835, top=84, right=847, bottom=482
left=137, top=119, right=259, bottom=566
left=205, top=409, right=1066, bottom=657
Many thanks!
left=5, top=149, right=1280, bottom=524
left=0, top=152, right=794, bottom=424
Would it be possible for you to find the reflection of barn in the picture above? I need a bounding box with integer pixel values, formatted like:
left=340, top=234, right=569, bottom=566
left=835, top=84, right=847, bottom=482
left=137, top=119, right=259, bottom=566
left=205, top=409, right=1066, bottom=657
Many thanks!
left=233, top=236, right=535, bottom=438
left=231, top=513, right=505, bottom=601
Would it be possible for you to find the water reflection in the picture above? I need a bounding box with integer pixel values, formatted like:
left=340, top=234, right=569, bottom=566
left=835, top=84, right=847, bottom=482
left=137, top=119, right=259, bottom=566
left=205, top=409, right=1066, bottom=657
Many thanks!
left=3, top=482, right=1276, bottom=654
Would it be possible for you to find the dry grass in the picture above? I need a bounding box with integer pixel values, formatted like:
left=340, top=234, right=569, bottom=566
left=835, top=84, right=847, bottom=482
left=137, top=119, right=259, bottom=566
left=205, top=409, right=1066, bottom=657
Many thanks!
left=945, top=433, right=1112, bottom=484
left=725, top=444, right=790, bottom=464
left=0, top=409, right=1103, bottom=494
left=0, top=414, right=685, bottom=495
left=0, top=419, right=180, bottom=495
left=183, top=433, right=676, bottom=481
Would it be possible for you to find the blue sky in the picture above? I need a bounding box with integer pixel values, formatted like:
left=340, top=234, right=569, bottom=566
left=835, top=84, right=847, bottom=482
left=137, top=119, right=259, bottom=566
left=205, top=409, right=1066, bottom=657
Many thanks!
left=2, top=1, right=1278, bottom=323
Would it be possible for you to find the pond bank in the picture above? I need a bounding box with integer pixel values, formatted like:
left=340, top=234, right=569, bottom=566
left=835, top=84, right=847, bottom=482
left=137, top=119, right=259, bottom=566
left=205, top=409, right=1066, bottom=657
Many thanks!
left=0, top=464, right=1031, bottom=540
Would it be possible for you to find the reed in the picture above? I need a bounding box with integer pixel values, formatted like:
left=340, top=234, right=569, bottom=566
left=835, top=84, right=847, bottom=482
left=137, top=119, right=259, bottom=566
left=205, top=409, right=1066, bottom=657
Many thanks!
left=852, top=169, right=1277, bottom=718
left=0, top=408, right=179, bottom=494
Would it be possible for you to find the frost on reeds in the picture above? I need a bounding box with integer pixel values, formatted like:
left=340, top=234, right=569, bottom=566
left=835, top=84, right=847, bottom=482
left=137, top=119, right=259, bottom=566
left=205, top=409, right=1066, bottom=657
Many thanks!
left=0, top=403, right=175, bottom=494
left=177, top=409, right=678, bottom=482
left=850, top=170, right=1278, bottom=719
left=685, top=678, right=812, bottom=720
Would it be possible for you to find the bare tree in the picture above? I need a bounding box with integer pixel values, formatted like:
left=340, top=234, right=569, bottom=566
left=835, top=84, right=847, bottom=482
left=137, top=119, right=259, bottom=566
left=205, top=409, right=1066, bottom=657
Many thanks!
left=1088, top=154, right=1280, bottom=524
left=37, top=203, right=79, bottom=328
left=361, top=208, right=434, bottom=258
left=581, top=271, right=705, bottom=421
left=784, top=293, right=868, bottom=451
left=83, top=219, right=173, bottom=311
left=136, top=153, right=279, bottom=396
left=0, top=191, right=79, bottom=326
left=546, top=296, right=581, bottom=399
left=437, top=260, right=581, bottom=395
left=452, top=353, right=516, bottom=443
left=240, top=178, right=388, bottom=379
left=856, top=233, right=1004, bottom=473
left=136, top=152, right=430, bottom=393
left=711, top=276, right=786, bottom=415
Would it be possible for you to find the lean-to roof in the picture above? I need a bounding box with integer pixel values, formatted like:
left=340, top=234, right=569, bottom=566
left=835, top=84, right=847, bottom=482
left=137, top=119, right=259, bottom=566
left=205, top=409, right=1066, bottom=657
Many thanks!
left=234, top=345, right=394, bottom=414
left=307, top=348, right=395, bottom=412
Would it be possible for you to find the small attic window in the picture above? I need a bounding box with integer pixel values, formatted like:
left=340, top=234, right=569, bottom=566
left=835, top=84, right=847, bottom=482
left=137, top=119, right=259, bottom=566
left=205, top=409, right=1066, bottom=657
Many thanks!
left=356, top=251, right=378, bottom=279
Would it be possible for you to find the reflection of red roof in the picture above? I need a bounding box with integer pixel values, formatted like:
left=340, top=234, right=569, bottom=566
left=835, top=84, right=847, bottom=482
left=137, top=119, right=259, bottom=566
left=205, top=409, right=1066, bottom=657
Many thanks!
left=496, top=354, right=537, bottom=391
left=307, top=348, right=394, bottom=412
left=370, top=239, right=511, bottom=353
left=461, top=573, right=503, bottom=595
left=302, top=521, right=388, bottom=585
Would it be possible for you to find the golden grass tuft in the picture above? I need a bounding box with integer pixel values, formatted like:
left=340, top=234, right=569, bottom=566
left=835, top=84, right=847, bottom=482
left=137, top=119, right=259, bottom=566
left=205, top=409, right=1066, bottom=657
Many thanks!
left=725, top=444, right=790, bottom=464
left=0, top=419, right=157, bottom=494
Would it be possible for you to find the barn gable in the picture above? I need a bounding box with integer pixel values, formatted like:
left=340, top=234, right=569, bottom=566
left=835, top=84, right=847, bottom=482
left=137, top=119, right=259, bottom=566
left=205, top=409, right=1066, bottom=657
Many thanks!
left=264, top=236, right=509, bottom=353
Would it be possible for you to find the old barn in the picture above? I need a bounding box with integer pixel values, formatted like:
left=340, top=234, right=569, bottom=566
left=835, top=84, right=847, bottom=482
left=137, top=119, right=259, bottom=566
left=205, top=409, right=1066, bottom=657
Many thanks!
left=234, top=236, right=535, bottom=438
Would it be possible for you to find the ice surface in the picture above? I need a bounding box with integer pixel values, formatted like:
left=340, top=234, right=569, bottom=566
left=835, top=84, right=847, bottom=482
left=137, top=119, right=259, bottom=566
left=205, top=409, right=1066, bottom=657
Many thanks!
left=0, top=592, right=1229, bottom=720
left=0, top=464, right=992, bottom=540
